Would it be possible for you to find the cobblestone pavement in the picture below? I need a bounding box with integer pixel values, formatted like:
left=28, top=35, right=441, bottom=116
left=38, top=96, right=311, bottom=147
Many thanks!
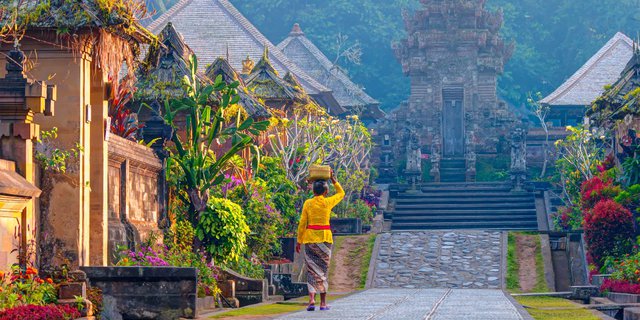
left=373, top=231, right=504, bottom=289
left=276, top=289, right=525, bottom=320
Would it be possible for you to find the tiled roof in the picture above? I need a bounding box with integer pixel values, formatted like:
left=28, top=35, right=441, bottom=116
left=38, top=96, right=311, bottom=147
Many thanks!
left=541, top=32, right=635, bottom=106
left=278, top=24, right=380, bottom=112
left=145, top=0, right=333, bottom=100
left=205, top=57, right=271, bottom=119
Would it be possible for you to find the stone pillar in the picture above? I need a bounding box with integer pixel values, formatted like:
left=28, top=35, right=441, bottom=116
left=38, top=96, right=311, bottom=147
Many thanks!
left=89, top=70, right=109, bottom=266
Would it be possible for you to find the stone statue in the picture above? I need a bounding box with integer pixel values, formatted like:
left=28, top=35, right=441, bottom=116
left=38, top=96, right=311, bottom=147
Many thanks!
left=510, top=128, right=527, bottom=191
left=404, top=125, right=422, bottom=188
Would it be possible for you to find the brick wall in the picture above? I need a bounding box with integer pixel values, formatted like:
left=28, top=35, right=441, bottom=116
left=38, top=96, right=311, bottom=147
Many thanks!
left=107, top=135, right=165, bottom=264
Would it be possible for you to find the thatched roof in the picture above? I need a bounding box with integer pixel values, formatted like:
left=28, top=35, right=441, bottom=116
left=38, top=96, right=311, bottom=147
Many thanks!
left=244, top=48, right=307, bottom=103
left=541, top=32, right=634, bottom=107
left=0, top=0, right=155, bottom=44
left=136, top=22, right=202, bottom=101
left=590, top=44, right=640, bottom=123
left=205, top=57, right=271, bottom=119
left=278, top=23, right=383, bottom=119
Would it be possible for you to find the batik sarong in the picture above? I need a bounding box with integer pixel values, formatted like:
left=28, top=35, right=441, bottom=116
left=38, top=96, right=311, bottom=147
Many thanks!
left=304, top=242, right=333, bottom=294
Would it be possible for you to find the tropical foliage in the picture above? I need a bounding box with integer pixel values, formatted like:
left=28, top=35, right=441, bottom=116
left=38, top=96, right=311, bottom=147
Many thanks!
left=163, top=55, right=269, bottom=258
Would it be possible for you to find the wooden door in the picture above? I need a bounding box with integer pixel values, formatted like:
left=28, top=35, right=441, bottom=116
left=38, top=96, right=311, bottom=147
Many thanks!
left=442, top=88, right=465, bottom=157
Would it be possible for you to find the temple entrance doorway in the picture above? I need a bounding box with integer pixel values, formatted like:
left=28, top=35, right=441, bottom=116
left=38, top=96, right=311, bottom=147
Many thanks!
left=442, top=87, right=465, bottom=158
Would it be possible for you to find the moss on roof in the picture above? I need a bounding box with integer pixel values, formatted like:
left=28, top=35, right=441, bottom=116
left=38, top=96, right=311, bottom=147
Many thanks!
left=0, top=0, right=155, bottom=42
left=590, top=46, right=640, bottom=124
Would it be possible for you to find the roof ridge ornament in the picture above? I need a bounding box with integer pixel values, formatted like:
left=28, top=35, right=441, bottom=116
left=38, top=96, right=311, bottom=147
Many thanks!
left=290, top=23, right=304, bottom=36
left=242, top=55, right=254, bottom=75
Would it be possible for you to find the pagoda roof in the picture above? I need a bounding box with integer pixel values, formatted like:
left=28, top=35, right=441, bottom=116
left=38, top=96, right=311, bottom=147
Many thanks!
left=278, top=24, right=383, bottom=119
left=136, top=22, right=205, bottom=101
left=145, top=0, right=341, bottom=113
left=205, top=57, right=271, bottom=119
left=541, top=32, right=635, bottom=106
left=244, top=48, right=307, bottom=102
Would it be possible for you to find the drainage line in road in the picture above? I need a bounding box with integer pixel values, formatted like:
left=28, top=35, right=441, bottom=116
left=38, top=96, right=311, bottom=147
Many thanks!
left=424, top=289, right=452, bottom=320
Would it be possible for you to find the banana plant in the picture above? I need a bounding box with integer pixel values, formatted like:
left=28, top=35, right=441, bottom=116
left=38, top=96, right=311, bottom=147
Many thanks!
left=163, top=55, right=270, bottom=226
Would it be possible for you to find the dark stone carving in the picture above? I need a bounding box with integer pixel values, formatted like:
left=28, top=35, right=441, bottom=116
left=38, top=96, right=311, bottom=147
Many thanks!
left=81, top=266, right=198, bottom=319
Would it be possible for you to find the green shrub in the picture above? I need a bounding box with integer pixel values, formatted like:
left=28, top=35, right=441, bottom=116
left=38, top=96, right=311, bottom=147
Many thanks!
left=197, top=197, right=250, bottom=263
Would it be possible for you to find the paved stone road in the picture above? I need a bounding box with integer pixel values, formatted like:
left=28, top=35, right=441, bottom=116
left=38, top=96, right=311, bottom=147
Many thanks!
left=373, top=231, right=504, bottom=289
left=276, top=289, right=526, bottom=320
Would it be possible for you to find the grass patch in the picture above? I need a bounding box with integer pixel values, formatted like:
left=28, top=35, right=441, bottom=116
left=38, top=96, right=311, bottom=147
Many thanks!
left=533, top=235, right=550, bottom=293
left=209, top=303, right=304, bottom=318
left=506, top=232, right=520, bottom=292
left=507, top=232, right=550, bottom=293
left=515, top=296, right=601, bottom=320
left=359, top=234, right=377, bottom=289
left=210, top=294, right=349, bottom=318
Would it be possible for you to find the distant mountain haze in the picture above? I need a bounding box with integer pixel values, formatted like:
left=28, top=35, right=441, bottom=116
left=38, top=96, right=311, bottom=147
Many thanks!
left=145, top=0, right=640, bottom=111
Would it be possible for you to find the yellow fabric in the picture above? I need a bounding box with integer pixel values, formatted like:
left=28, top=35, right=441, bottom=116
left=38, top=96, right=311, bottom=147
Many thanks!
left=297, top=182, right=345, bottom=244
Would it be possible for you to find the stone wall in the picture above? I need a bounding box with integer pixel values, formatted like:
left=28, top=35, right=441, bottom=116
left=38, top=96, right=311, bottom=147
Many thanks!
left=81, top=266, right=197, bottom=319
left=107, top=135, right=165, bottom=264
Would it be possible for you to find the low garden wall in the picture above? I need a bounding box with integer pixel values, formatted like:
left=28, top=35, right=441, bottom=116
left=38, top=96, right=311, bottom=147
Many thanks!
left=81, top=266, right=197, bottom=319
left=107, top=135, right=166, bottom=264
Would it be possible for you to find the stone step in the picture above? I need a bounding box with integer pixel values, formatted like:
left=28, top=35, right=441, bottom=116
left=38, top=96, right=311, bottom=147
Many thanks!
left=395, top=196, right=534, bottom=204
left=394, top=202, right=535, bottom=210
left=419, top=187, right=513, bottom=193
left=398, top=192, right=528, bottom=198
left=440, top=176, right=466, bottom=183
left=421, top=182, right=511, bottom=188
left=439, top=167, right=465, bottom=171
left=392, top=209, right=537, bottom=216
left=392, top=215, right=537, bottom=222
left=391, top=221, right=539, bottom=230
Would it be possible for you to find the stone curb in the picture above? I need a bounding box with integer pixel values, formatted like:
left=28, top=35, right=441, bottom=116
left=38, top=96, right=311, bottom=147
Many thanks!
left=503, top=291, right=535, bottom=320
left=365, top=233, right=383, bottom=289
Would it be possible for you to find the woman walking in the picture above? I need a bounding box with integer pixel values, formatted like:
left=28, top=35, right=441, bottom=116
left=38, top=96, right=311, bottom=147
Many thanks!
left=296, top=171, right=344, bottom=311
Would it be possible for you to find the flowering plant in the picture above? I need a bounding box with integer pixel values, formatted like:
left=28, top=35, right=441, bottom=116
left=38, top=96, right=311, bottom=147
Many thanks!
left=116, top=221, right=222, bottom=298
left=584, top=199, right=634, bottom=268
left=116, top=246, right=169, bottom=267
left=580, top=176, right=621, bottom=209
left=0, top=265, right=57, bottom=310
left=0, top=304, right=80, bottom=320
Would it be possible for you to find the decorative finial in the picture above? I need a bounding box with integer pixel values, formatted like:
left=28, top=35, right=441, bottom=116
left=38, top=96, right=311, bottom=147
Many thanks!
left=262, top=45, right=269, bottom=61
left=6, top=41, right=25, bottom=77
left=242, top=55, right=254, bottom=74
left=226, top=43, right=230, bottom=62
left=290, top=23, right=304, bottom=36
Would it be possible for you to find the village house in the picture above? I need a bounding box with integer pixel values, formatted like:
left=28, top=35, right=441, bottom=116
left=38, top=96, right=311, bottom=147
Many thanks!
left=0, top=1, right=160, bottom=269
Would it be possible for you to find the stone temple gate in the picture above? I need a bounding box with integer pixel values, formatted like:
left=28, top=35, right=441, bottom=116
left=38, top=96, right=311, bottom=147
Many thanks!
left=376, top=0, right=516, bottom=183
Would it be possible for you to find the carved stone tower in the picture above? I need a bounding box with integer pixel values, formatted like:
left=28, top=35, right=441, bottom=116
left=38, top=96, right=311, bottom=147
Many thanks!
left=390, top=0, right=515, bottom=182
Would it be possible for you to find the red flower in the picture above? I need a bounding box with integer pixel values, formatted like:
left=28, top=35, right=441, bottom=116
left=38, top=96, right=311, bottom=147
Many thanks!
left=26, top=267, right=37, bottom=275
left=45, top=278, right=53, bottom=284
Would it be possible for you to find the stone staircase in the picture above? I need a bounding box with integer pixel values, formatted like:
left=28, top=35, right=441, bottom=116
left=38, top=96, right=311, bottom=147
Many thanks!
left=389, top=183, right=539, bottom=231
left=439, top=158, right=466, bottom=182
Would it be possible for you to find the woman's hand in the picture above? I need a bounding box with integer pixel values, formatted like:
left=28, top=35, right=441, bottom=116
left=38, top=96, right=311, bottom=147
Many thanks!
left=296, top=243, right=301, bottom=253
left=330, top=169, right=337, bottom=184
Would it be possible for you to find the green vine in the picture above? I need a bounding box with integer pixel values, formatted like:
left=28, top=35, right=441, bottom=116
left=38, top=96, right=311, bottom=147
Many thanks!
left=34, top=127, right=83, bottom=174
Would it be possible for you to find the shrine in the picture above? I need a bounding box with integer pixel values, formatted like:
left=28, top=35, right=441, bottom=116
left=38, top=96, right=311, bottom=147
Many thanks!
left=377, top=0, right=516, bottom=183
